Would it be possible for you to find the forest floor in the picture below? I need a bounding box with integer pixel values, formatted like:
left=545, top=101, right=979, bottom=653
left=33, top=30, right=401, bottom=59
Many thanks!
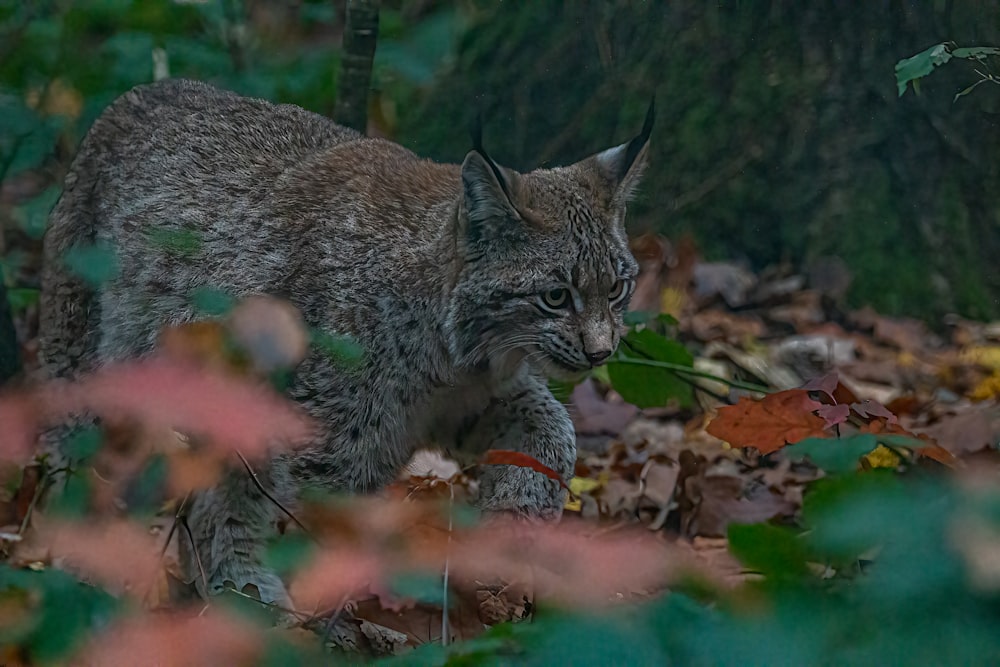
left=0, top=232, right=998, bottom=662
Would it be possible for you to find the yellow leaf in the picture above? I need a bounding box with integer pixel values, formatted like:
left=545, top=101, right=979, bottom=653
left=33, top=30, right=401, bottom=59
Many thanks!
left=864, top=444, right=901, bottom=469
left=564, top=473, right=608, bottom=512
left=659, top=287, right=686, bottom=319
left=961, top=346, right=1000, bottom=371
left=970, top=372, right=1000, bottom=401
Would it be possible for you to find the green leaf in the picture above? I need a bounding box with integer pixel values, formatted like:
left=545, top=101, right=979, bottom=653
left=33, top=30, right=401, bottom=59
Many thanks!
left=0, top=98, right=64, bottom=178
left=895, top=43, right=952, bottom=97
left=63, top=241, right=120, bottom=286
left=728, top=523, right=811, bottom=579
left=0, top=566, right=118, bottom=663
left=125, top=454, right=168, bottom=518
left=145, top=227, right=203, bottom=258
left=48, top=473, right=91, bottom=518
left=783, top=434, right=879, bottom=474
left=606, top=328, right=693, bottom=408
left=263, top=533, right=314, bottom=577
left=801, top=471, right=903, bottom=559
left=311, top=329, right=364, bottom=367
left=190, top=286, right=235, bottom=316
left=952, top=46, right=1000, bottom=59
left=5, top=287, right=39, bottom=313
left=64, top=426, right=103, bottom=464
left=389, top=571, right=446, bottom=605
left=12, top=186, right=61, bottom=239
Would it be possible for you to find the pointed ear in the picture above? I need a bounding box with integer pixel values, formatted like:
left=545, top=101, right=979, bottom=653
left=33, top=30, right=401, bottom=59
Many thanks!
left=593, top=97, right=655, bottom=207
left=461, top=149, right=522, bottom=244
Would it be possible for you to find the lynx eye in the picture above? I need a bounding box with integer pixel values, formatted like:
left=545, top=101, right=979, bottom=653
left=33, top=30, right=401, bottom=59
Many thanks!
left=540, top=288, right=571, bottom=311
left=609, top=279, right=632, bottom=304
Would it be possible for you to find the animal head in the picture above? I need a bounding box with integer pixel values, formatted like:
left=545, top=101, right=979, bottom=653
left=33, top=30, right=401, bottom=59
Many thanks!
left=447, top=102, right=653, bottom=379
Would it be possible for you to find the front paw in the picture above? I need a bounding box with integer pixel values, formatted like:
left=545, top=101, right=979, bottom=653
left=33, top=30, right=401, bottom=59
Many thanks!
left=477, top=464, right=566, bottom=520
left=210, top=563, right=292, bottom=608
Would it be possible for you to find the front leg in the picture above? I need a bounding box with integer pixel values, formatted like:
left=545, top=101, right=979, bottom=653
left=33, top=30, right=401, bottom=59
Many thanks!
left=469, top=377, right=575, bottom=519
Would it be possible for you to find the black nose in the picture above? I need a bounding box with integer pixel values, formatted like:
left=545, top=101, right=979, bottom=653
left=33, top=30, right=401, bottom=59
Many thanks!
left=586, top=349, right=612, bottom=365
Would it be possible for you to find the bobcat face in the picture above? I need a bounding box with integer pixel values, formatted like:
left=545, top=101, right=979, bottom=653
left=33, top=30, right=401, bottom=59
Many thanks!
left=505, top=178, right=639, bottom=379
left=447, top=106, right=652, bottom=380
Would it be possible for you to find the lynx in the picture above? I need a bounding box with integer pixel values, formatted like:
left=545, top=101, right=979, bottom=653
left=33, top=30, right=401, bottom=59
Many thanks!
left=38, top=79, right=651, bottom=604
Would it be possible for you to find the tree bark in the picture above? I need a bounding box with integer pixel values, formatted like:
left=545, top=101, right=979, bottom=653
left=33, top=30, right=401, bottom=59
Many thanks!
left=334, top=0, right=380, bottom=133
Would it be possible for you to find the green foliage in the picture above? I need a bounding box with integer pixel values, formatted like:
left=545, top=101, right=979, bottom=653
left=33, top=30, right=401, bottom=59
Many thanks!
left=896, top=42, right=1000, bottom=98
left=311, top=328, right=364, bottom=367
left=190, top=286, right=236, bottom=316
left=0, top=567, right=118, bottom=663
left=784, top=434, right=879, bottom=474
left=607, top=327, right=694, bottom=408
left=62, top=241, right=120, bottom=286
left=727, top=523, right=812, bottom=580
left=145, top=227, right=203, bottom=259
left=11, top=186, right=60, bottom=239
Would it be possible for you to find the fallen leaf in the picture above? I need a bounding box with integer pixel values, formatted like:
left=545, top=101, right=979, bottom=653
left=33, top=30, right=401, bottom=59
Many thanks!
left=706, top=389, right=828, bottom=454
left=916, top=407, right=1000, bottom=455
left=571, top=379, right=638, bottom=436
left=816, top=403, right=850, bottom=428
left=850, top=399, right=898, bottom=424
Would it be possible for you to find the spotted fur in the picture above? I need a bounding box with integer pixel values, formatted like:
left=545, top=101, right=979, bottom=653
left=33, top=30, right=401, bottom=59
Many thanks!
left=38, top=79, right=651, bottom=603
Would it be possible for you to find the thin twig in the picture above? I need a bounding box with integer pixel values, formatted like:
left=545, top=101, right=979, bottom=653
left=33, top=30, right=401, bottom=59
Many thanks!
left=17, top=465, right=48, bottom=536
left=613, top=351, right=771, bottom=394
left=159, top=493, right=190, bottom=561
left=441, top=482, right=454, bottom=647
left=234, top=450, right=314, bottom=540
left=180, top=516, right=210, bottom=603
left=223, top=586, right=314, bottom=624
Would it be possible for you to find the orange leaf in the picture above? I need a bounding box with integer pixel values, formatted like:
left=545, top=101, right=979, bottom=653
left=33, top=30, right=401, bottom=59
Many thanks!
left=706, top=389, right=828, bottom=454
left=484, top=450, right=569, bottom=489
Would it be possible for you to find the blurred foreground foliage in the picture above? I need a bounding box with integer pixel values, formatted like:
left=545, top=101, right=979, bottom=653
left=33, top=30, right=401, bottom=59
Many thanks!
left=4, top=416, right=1000, bottom=664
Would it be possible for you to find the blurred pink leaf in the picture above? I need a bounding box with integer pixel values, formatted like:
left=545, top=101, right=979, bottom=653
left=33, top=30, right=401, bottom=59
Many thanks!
left=37, top=519, right=162, bottom=597
left=0, top=395, right=38, bottom=463
left=75, top=610, right=263, bottom=667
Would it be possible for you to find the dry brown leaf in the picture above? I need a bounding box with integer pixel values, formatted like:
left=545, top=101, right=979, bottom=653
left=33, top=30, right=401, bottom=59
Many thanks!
left=706, top=389, right=828, bottom=454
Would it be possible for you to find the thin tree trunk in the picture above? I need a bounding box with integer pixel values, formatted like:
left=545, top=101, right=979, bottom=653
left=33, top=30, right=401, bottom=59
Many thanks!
left=334, top=0, right=380, bottom=133
left=0, top=281, right=20, bottom=384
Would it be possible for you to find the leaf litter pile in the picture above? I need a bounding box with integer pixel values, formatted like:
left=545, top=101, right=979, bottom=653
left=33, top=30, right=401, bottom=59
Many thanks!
left=1, top=235, right=1000, bottom=664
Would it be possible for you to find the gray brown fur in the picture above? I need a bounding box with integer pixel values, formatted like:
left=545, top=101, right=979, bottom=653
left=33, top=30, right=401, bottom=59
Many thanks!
left=38, top=79, right=649, bottom=604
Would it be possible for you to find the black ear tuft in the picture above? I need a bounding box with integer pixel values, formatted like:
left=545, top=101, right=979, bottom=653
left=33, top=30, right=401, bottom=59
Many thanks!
left=619, top=96, right=655, bottom=182
left=469, top=112, right=484, bottom=155
left=468, top=113, right=513, bottom=201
